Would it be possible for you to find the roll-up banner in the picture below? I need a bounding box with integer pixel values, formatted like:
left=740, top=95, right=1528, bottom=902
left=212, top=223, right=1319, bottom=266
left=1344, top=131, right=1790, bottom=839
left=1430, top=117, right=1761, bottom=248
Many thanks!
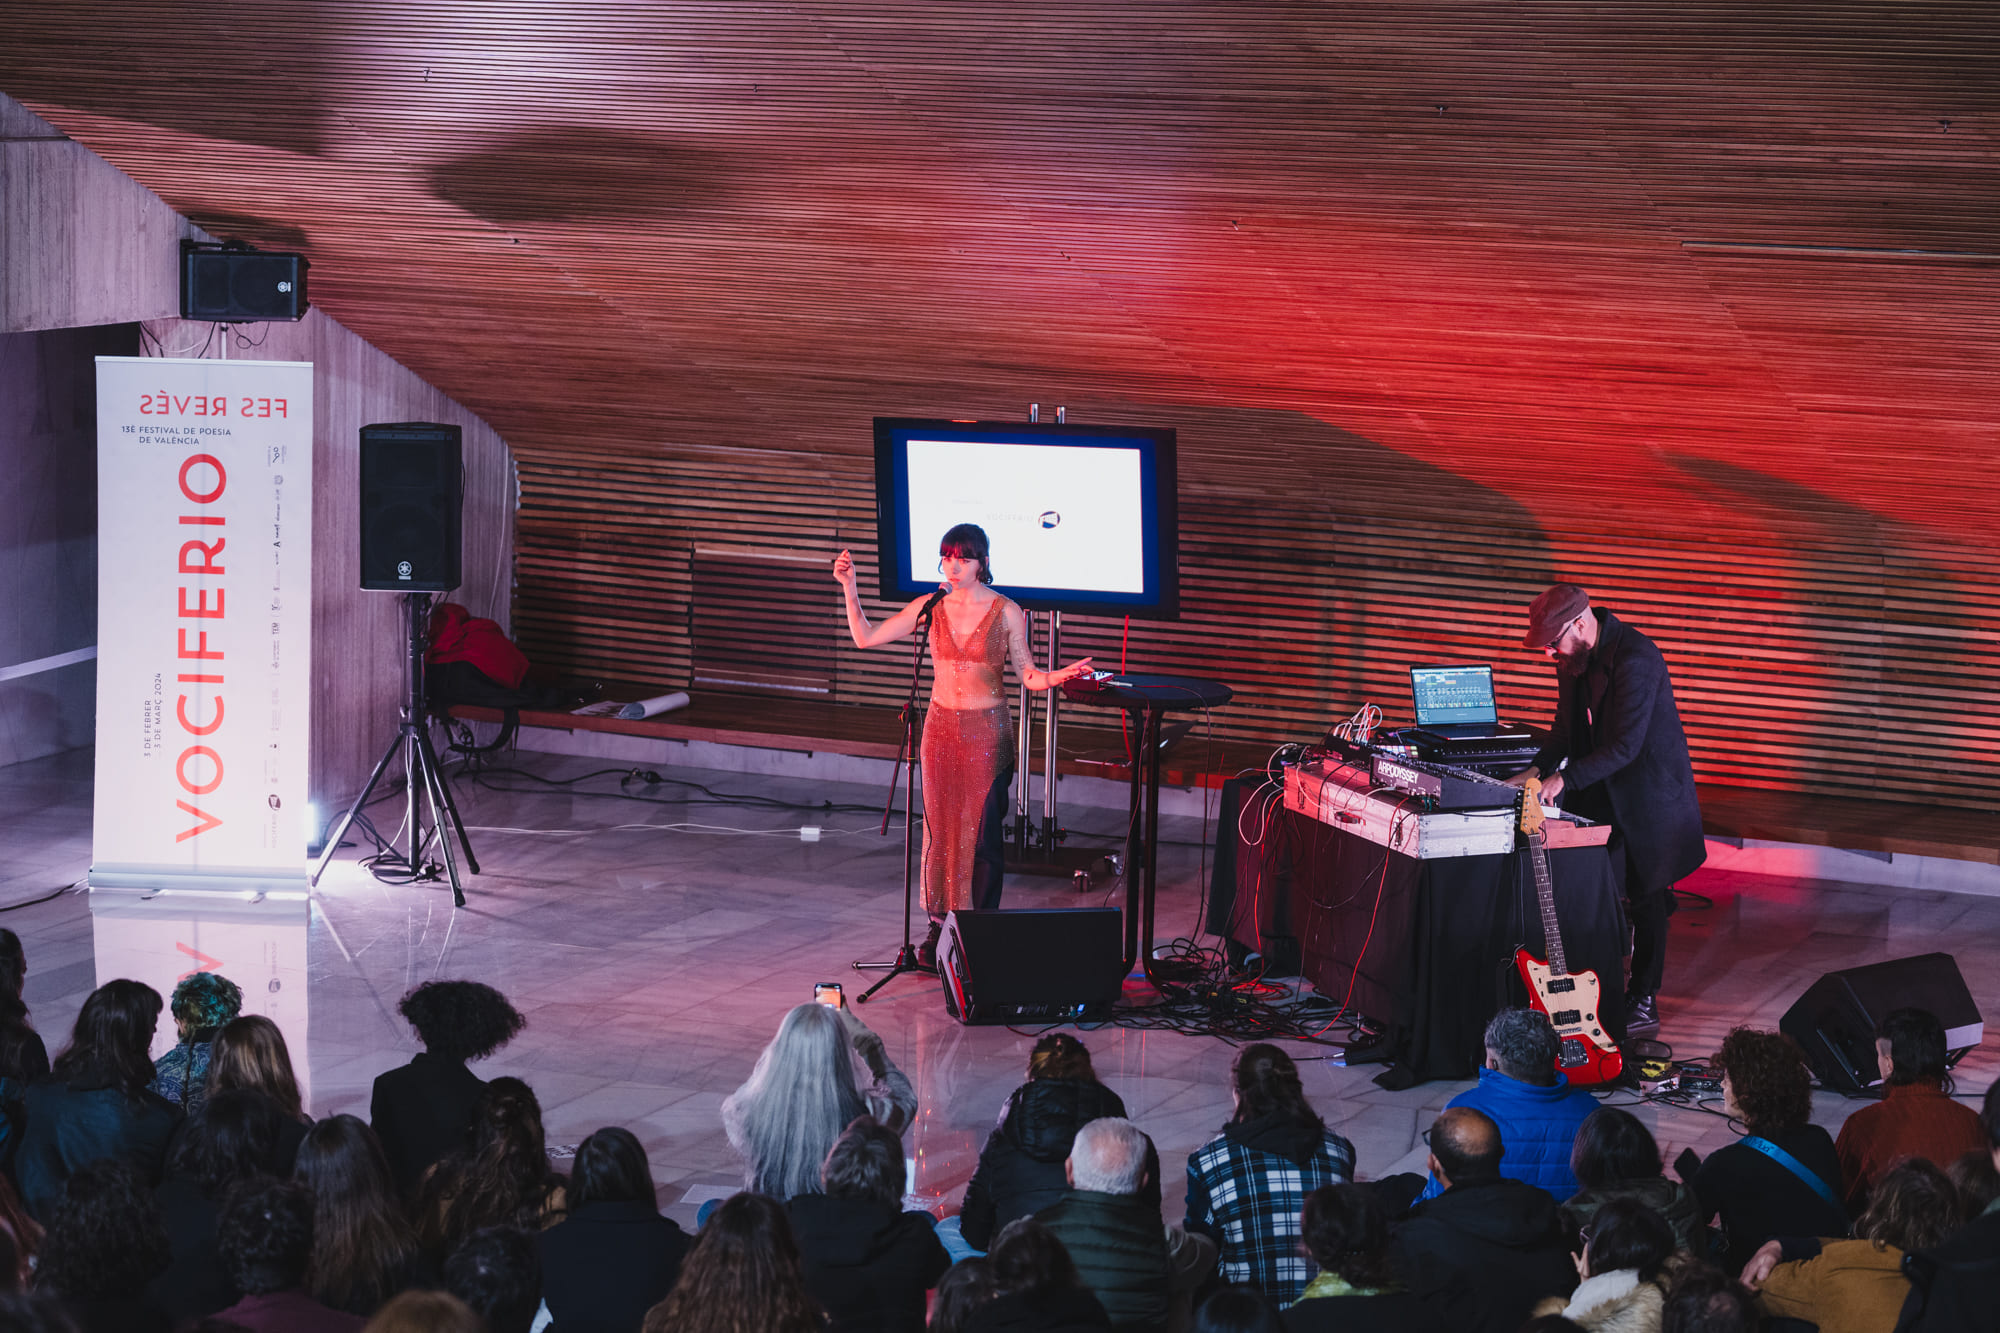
left=91, top=357, right=313, bottom=1077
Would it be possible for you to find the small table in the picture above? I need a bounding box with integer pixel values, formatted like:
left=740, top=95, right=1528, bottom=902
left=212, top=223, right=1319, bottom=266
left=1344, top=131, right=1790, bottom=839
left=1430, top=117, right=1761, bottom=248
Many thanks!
left=1060, top=672, right=1234, bottom=982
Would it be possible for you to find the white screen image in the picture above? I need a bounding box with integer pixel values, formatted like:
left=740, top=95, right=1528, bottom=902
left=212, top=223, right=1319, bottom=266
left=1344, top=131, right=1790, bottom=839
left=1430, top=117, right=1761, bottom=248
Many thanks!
left=904, top=440, right=1146, bottom=595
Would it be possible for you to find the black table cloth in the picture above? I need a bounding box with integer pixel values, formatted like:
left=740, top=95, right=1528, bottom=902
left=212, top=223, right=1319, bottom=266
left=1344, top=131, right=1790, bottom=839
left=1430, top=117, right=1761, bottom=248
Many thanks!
left=1211, top=776, right=1628, bottom=1087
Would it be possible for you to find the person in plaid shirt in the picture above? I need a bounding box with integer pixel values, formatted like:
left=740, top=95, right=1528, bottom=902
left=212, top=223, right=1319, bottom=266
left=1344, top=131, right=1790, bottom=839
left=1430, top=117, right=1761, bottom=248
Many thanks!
left=1183, top=1043, right=1355, bottom=1307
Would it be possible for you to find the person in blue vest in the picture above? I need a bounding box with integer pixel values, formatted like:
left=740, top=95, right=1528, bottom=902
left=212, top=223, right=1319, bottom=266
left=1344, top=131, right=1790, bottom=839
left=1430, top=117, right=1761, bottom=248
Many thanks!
left=1422, top=1008, right=1599, bottom=1202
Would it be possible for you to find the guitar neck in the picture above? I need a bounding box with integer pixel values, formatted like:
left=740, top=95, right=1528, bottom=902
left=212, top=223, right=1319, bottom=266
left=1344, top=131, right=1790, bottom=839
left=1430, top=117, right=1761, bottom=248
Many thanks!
left=1526, top=828, right=1566, bottom=975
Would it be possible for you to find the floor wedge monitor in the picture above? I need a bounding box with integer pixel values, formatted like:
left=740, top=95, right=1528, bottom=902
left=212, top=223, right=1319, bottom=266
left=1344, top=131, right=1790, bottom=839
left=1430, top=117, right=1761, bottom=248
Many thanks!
left=1779, top=952, right=1982, bottom=1095
left=939, top=908, right=1126, bottom=1025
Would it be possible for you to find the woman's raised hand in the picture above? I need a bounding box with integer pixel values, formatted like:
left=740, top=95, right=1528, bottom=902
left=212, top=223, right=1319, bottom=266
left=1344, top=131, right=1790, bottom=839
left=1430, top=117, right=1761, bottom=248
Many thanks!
left=832, top=549, right=858, bottom=591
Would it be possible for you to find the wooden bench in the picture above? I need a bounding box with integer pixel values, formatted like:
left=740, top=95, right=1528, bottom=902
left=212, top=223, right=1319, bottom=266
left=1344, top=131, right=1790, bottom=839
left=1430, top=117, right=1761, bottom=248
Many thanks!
left=449, top=697, right=1998, bottom=866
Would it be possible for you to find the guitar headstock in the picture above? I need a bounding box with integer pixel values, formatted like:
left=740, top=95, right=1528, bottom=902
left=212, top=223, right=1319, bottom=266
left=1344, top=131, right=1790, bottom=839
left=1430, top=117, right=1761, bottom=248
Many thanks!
left=1519, top=774, right=1545, bottom=837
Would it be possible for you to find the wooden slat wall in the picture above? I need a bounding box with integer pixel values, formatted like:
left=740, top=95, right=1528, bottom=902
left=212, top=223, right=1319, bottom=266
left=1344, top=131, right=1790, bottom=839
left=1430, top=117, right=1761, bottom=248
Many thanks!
left=1, top=93, right=516, bottom=805
left=515, top=437, right=2000, bottom=811
left=6, top=6, right=1997, bottom=816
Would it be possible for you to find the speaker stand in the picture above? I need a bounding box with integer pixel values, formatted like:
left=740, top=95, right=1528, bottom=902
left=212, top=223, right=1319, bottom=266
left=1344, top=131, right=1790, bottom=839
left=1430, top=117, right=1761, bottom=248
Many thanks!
left=309, top=592, right=479, bottom=906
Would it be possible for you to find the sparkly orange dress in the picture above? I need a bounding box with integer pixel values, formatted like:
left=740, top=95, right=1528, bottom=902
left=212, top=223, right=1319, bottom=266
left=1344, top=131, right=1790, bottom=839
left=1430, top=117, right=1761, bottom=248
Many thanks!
left=922, top=596, right=1016, bottom=917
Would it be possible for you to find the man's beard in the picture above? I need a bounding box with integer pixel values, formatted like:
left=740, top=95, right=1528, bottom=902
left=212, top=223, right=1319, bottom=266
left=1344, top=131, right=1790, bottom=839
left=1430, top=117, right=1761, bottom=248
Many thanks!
left=1554, top=645, right=1591, bottom=682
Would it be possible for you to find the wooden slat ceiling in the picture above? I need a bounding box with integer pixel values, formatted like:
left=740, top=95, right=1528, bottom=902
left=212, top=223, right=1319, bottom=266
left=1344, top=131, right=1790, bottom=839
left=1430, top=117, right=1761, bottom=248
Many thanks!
left=6, top=4, right=1998, bottom=811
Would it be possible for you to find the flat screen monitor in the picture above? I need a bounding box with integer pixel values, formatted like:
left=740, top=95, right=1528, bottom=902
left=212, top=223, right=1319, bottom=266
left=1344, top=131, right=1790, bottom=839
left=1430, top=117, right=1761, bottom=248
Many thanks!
left=871, top=418, right=1180, bottom=618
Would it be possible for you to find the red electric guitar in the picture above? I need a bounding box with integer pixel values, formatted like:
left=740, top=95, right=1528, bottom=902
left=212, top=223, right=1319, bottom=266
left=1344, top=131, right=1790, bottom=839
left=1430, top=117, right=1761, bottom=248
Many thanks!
left=1513, top=777, right=1624, bottom=1086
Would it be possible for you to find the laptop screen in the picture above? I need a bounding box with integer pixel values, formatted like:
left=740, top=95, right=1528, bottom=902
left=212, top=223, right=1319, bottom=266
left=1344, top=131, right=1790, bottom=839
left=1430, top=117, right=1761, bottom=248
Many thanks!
left=1410, top=664, right=1499, bottom=726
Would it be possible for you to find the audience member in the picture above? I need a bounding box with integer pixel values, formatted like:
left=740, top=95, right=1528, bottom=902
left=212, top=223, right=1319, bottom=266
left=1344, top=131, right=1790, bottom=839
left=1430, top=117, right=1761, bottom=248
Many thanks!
left=32, top=1158, right=173, bottom=1333
left=361, top=1290, right=483, bottom=1333
left=209, top=1015, right=313, bottom=1166
left=441, top=1226, right=539, bottom=1333
left=414, top=1077, right=566, bottom=1260
left=1686, top=1028, right=1847, bottom=1274
left=930, top=1257, right=999, bottom=1333
left=1390, top=1107, right=1576, bottom=1333
left=1658, top=1263, right=1756, bottom=1333
left=1564, top=1108, right=1705, bottom=1252
left=721, top=1002, right=916, bottom=1201
left=0, top=1174, right=42, bottom=1290
left=790, top=1113, right=948, bottom=1333
left=1426, top=1008, right=1599, bottom=1202
left=539, top=1126, right=691, bottom=1332
left=958, top=1034, right=1155, bottom=1253
left=1520, top=1319, right=1589, bottom=1333
left=640, top=1191, right=824, bottom=1333
left=1185, top=1044, right=1355, bottom=1307
left=0, top=1291, right=80, bottom=1333
left=1896, top=1076, right=2000, bottom=1329
left=1944, top=1146, right=2000, bottom=1216
left=1740, top=1157, right=1959, bottom=1333
left=371, top=980, right=524, bottom=1198
left=296, top=1116, right=434, bottom=1318
left=1832, top=1008, right=1987, bottom=1213
left=965, top=1217, right=1111, bottom=1332
left=150, top=972, right=243, bottom=1115
left=1191, top=1287, right=1284, bottom=1333
left=211, top=1177, right=363, bottom=1332
left=150, top=1088, right=286, bottom=1320
left=1539, top=1195, right=1677, bottom=1331
left=0, top=929, right=49, bottom=1084
left=1282, top=1183, right=1435, bottom=1333
left=16, top=979, right=178, bottom=1221
left=1033, top=1117, right=1179, bottom=1332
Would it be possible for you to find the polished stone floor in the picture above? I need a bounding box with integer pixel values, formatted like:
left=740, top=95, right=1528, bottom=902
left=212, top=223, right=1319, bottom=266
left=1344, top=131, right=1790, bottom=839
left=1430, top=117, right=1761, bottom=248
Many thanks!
left=3, top=744, right=1997, bottom=1227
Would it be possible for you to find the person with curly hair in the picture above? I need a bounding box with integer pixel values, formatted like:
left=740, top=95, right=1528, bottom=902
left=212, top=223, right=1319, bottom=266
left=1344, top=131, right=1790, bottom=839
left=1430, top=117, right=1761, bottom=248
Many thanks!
left=640, top=1192, right=824, bottom=1333
left=210, top=1176, right=364, bottom=1331
left=1185, top=1044, right=1355, bottom=1307
left=1282, top=1183, right=1432, bottom=1333
left=16, top=980, right=178, bottom=1222
left=1686, top=1028, right=1847, bottom=1275
left=955, top=1034, right=1156, bottom=1258
left=1738, top=1157, right=1959, bottom=1333
left=414, top=1077, right=566, bottom=1261
left=150, top=971, right=244, bottom=1115
left=370, top=980, right=524, bottom=1197
left=33, top=1158, right=174, bottom=1333
left=295, top=1116, right=434, bottom=1318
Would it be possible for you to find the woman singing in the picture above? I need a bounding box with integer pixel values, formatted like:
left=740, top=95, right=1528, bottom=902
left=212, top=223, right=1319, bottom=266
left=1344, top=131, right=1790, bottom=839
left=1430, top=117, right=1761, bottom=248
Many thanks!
left=833, top=524, right=1093, bottom=970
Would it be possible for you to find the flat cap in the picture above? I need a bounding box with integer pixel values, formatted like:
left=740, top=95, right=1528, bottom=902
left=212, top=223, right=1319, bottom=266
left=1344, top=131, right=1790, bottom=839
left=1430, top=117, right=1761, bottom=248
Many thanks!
left=1523, top=583, right=1590, bottom=648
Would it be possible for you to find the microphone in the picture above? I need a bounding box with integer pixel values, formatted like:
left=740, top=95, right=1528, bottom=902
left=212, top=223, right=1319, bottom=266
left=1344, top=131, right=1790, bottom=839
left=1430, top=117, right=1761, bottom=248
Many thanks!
left=920, top=584, right=949, bottom=621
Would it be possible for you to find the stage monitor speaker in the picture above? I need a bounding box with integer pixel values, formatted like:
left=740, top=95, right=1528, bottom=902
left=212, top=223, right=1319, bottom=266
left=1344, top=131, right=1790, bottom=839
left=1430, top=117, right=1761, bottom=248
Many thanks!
left=940, top=908, right=1126, bottom=1025
left=180, top=244, right=310, bottom=322
left=1779, top=952, right=1982, bottom=1095
left=360, top=423, right=463, bottom=592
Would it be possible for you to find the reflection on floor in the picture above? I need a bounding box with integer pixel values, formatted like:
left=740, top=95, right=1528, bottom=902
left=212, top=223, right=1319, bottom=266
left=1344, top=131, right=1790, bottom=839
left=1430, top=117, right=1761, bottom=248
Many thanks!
left=3, top=745, right=1996, bottom=1227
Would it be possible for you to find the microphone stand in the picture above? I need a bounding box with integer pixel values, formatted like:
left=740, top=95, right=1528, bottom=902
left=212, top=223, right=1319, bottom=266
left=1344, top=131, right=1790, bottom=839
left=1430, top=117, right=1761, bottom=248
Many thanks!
left=853, top=591, right=943, bottom=1002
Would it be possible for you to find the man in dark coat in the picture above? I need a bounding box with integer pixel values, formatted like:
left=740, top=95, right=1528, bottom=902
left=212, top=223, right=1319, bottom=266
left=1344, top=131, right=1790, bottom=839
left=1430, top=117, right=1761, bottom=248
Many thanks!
left=1390, top=1108, right=1576, bottom=1333
left=959, top=1075, right=1159, bottom=1251
left=1037, top=1118, right=1211, bottom=1333
left=1511, top=583, right=1706, bottom=1033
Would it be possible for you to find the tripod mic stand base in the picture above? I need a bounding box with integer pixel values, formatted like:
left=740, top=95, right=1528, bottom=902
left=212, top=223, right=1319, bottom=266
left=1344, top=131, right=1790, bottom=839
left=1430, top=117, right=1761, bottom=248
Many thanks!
left=851, top=944, right=933, bottom=1004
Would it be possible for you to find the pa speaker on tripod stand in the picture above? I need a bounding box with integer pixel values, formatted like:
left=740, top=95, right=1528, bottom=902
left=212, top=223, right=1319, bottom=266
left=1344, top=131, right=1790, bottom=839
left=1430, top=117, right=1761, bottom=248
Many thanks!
left=311, top=423, right=479, bottom=905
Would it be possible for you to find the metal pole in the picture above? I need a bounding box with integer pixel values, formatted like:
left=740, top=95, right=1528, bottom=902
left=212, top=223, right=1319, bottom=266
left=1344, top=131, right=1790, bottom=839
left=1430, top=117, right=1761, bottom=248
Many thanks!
left=1042, top=611, right=1061, bottom=846
left=1015, top=613, right=1034, bottom=845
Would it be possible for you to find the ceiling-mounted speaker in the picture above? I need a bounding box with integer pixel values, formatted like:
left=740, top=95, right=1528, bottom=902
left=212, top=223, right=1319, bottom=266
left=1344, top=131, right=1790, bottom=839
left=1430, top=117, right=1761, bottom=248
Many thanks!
left=180, top=241, right=311, bottom=322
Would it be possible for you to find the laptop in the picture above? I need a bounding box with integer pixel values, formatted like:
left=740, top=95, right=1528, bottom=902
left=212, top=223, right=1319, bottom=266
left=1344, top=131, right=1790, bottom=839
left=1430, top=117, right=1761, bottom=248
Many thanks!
left=1406, top=664, right=1534, bottom=743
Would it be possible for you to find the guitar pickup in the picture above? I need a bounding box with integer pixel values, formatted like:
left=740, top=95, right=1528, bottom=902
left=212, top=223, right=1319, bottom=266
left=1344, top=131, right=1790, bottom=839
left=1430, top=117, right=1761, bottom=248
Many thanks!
left=1551, top=1009, right=1583, bottom=1025
left=1545, top=978, right=1577, bottom=994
